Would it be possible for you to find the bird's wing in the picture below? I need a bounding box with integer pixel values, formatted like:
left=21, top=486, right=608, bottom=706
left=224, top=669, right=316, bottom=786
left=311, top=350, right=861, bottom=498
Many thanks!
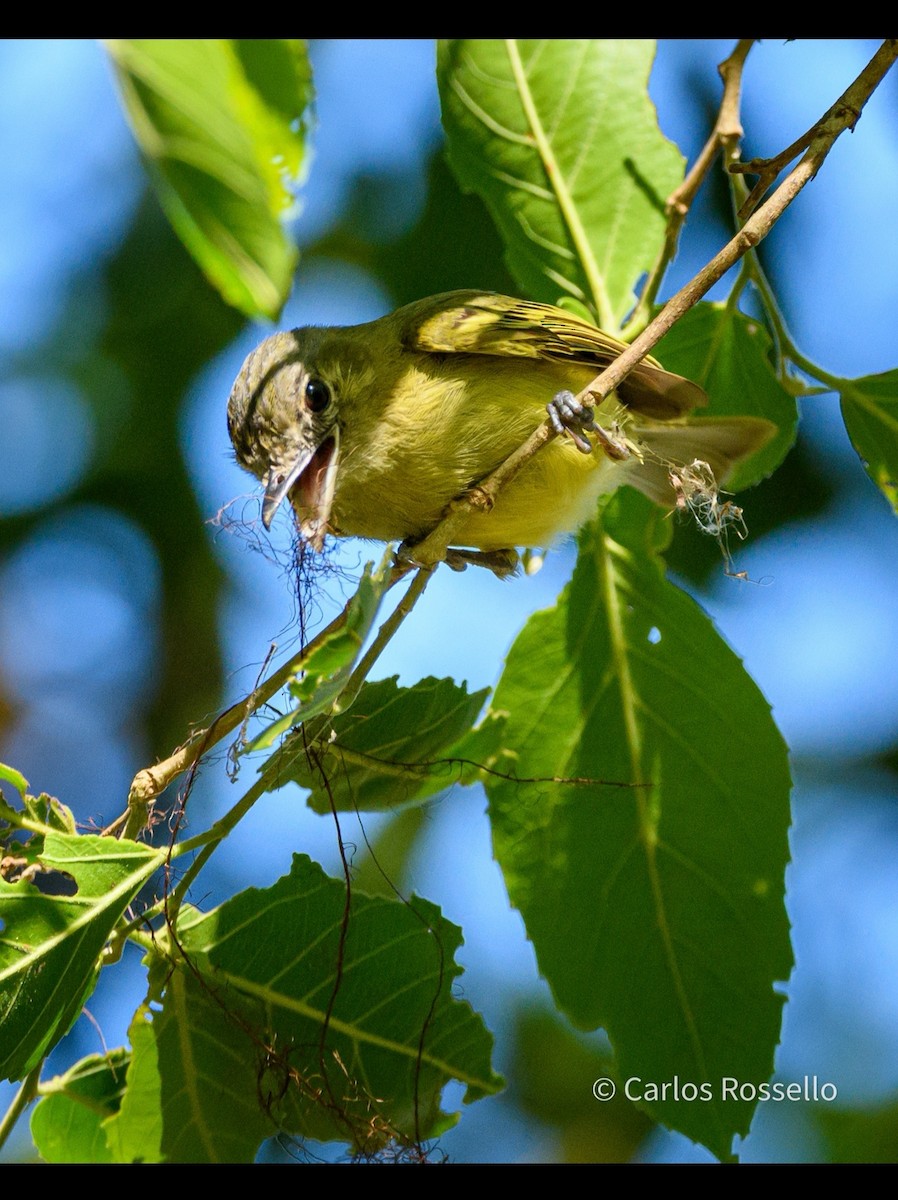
left=401, top=291, right=707, bottom=420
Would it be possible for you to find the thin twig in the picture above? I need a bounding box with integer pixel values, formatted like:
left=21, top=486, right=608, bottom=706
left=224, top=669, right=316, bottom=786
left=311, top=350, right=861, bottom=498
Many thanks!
left=731, top=41, right=898, bottom=219
left=401, top=422, right=558, bottom=569
left=0, top=1062, right=42, bottom=1154
left=338, top=565, right=433, bottom=711
left=120, top=563, right=414, bottom=835
left=630, top=39, right=755, bottom=329
left=579, top=38, right=898, bottom=407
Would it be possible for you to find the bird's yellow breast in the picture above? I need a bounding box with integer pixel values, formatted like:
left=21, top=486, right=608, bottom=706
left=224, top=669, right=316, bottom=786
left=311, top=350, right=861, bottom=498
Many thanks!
left=328, top=352, right=624, bottom=550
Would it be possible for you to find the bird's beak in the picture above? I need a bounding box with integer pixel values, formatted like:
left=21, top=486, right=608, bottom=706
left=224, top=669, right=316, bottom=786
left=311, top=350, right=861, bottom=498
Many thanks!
left=262, top=428, right=340, bottom=551
left=263, top=447, right=316, bottom=530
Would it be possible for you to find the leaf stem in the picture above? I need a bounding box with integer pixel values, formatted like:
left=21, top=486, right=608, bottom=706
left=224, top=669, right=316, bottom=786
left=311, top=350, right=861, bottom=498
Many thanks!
left=339, top=566, right=433, bottom=712
left=164, top=769, right=274, bottom=925
left=0, top=1061, right=42, bottom=1155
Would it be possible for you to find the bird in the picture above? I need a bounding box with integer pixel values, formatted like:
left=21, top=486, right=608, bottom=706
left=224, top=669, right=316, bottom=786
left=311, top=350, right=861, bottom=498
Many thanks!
left=227, top=290, right=775, bottom=559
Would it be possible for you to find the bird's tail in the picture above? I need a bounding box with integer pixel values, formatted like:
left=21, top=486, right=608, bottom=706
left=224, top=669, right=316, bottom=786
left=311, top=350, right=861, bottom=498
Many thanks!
left=624, top=415, right=777, bottom=506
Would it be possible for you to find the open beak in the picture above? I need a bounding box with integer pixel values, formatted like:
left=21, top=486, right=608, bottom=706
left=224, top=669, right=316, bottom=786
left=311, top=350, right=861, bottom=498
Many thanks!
left=262, top=428, right=340, bottom=551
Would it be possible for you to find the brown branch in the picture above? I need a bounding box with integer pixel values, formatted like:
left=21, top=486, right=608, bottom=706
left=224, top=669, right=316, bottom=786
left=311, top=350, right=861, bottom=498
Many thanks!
left=401, top=422, right=558, bottom=569
left=670, top=39, right=754, bottom=214
left=634, top=39, right=755, bottom=324
left=582, top=38, right=898, bottom=405
left=406, top=39, right=898, bottom=569
left=732, top=41, right=897, bottom=220
left=119, top=560, right=420, bottom=836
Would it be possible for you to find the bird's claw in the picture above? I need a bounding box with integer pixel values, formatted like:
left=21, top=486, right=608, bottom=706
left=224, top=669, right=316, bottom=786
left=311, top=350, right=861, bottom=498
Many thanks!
left=547, top=390, right=597, bottom=454
left=444, top=548, right=520, bottom=578
left=548, top=391, right=632, bottom=461
left=395, top=542, right=519, bottom=579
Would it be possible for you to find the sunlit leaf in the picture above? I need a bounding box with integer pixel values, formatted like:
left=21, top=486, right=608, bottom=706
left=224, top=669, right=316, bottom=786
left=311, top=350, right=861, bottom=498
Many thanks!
left=30, top=1049, right=130, bottom=1163
left=485, top=490, right=792, bottom=1161
left=0, top=833, right=164, bottom=1081
left=103, top=1005, right=163, bottom=1163
left=105, top=39, right=312, bottom=320
left=0, top=763, right=28, bottom=797
left=438, top=39, right=683, bottom=330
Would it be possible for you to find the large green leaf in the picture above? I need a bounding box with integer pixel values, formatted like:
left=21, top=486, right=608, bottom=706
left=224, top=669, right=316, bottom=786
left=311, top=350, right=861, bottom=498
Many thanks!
left=105, top=39, right=312, bottom=320
left=484, top=490, right=792, bottom=1161
left=839, top=369, right=898, bottom=514
left=172, top=853, right=502, bottom=1155
left=0, top=832, right=164, bottom=1081
left=438, top=39, right=683, bottom=330
left=656, top=302, right=799, bottom=491
left=281, top=675, right=497, bottom=813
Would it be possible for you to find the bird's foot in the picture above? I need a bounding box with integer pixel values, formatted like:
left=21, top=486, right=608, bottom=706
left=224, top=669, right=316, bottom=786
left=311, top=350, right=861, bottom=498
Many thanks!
left=395, top=540, right=519, bottom=579
left=547, top=390, right=597, bottom=453
left=444, top=547, right=520, bottom=578
left=592, top=421, right=632, bottom=462
left=547, top=391, right=632, bottom=461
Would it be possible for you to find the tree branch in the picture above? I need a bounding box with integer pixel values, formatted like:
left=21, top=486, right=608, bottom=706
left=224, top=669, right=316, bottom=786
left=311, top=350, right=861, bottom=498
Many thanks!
left=402, top=38, right=898, bottom=569
left=119, top=558, right=415, bottom=836
left=630, top=38, right=755, bottom=329
left=728, top=40, right=897, bottom=220
left=581, top=38, right=898, bottom=405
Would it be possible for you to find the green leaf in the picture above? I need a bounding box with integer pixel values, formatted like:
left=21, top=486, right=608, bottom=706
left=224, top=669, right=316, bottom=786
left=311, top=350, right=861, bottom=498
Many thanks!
left=30, top=1049, right=130, bottom=1163
left=0, top=762, right=28, bottom=797
left=174, top=853, right=502, bottom=1154
left=154, top=969, right=275, bottom=1163
left=0, top=833, right=164, bottom=1081
left=248, top=553, right=393, bottom=751
left=102, top=1005, right=163, bottom=1163
left=484, top=490, right=792, bottom=1161
left=280, top=675, right=493, bottom=813
left=655, top=302, right=799, bottom=491
left=839, top=369, right=898, bottom=514
left=1, top=786, right=77, bottom=862
left=438, top=39, right=684, bottom=330
left=105, top=39, right=312, bottom=321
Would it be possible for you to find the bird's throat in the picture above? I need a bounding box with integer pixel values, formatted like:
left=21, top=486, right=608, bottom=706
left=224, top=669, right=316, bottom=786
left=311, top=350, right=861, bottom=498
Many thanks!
left=290, top=434, right=339, bottom=550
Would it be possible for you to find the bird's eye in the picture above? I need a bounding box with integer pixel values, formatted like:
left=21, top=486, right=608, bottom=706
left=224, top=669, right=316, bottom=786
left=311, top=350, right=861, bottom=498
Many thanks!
left=304, top=377, right=331, bottom=413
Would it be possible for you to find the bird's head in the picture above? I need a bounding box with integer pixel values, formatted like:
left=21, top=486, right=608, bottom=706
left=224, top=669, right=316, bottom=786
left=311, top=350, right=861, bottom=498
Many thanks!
left=227, top=330, right=341, bottom=548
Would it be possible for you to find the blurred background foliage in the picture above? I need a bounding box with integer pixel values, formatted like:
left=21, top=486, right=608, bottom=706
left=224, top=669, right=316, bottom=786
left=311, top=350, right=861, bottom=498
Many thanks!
left=2, top=39, right=898, bottom=1163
